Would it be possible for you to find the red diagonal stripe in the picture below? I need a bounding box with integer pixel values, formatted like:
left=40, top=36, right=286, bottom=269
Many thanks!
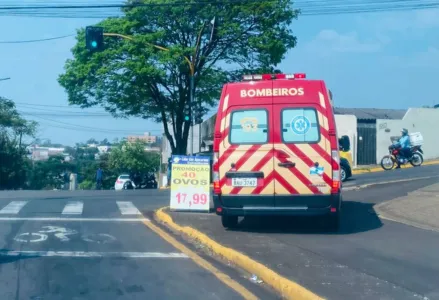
left=252, top=172, right=275, bottom=195
left=230, top=147, right=273, bottom=194
left=310, top=144, right=331, bottom=165
left=229, top=145, right=262, bottom=194
left=275, top=149, right=322, bottom=194
left=220, top=127, right=230, bottom=144
left=319, top=126, right=329, bottom=141
left=274, top=172, right=298, bottom=194
left=218, top=144, right=237, bottom=167
left=286, top=145, right=332, bottom=187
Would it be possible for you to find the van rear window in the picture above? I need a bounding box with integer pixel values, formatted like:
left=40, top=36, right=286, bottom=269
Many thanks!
left=281, top=108, right=320, bottom=143
left=230, top=109, right=268, bottom=144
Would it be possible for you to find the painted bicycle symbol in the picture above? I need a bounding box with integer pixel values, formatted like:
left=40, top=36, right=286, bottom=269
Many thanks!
left=14, top=226, right=116, bottom=244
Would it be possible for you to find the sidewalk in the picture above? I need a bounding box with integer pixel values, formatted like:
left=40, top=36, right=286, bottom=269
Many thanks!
left=375, top=182, right=439, bottom=232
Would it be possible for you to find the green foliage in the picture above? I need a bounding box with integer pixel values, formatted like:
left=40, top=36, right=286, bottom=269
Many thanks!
left=0, top=97, right=38, bottom=190
left=58, top=0, right=299, bottom=154
left=79, top=179, right=94, bottom=190
left=26, top=156, right=75, bottom=190
left=109, top=141, right=160, bottom=174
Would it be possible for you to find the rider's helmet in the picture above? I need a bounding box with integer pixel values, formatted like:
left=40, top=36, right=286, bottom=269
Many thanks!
left=401, top=128, right=408, bottom=136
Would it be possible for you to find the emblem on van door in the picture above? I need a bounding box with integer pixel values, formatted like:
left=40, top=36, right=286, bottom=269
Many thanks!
left=309, top=166, right=324, bottom=176
left=291, top=116, right=310, bottom=134
left=240, top=117, right=258, bottom=132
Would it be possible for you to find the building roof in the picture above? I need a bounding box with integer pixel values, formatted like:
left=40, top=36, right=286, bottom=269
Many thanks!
left=334, top=107, right=406, bottom=120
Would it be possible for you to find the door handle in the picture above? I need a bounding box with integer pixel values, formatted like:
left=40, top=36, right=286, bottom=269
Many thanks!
left=278, top=162, right=296, bottom=168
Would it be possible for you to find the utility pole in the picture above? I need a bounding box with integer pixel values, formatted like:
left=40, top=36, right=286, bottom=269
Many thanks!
left=189, top=74, right=195, bottom=156
left=188, top=16, right=216, bottom=156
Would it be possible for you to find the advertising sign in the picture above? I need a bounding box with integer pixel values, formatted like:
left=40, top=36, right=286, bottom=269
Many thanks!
left=170, top=155, right=211, bottom=212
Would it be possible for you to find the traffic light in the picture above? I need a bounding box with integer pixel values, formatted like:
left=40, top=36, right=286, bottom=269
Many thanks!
left=194, top=105, right=203, bottom=125
left=184, top=101, right=191, bottom=123
left=85, top=26, right=104, bottom=52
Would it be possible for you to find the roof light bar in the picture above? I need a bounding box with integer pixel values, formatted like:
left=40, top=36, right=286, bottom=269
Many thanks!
left=242, top=73, right=307, bottom=81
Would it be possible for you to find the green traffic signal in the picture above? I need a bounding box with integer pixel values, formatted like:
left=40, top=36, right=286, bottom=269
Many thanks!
left=85, top=26, right=104, bottom=52
left=184, top=116, right=190, bottom=121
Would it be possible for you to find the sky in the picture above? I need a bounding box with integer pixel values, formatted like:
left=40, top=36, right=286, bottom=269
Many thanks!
left=1, top=2, right=439, bottom=146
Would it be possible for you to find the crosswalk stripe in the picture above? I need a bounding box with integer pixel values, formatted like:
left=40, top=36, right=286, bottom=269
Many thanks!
left=0, top=201, right=28, bottom=214
left=62, top=201, right=84, bottom=215
left=116, top=201, right=141, bottom=215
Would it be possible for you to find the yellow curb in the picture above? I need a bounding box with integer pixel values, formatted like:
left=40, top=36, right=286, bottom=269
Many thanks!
left=142, top=215, right=257, bottom=299
left=155, top=207, right=324, bottom=300
left=352, top=159, right=439, bottom=175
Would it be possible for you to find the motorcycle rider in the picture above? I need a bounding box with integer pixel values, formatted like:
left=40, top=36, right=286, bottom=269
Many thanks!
left=394, top=128, right=411, bottom=168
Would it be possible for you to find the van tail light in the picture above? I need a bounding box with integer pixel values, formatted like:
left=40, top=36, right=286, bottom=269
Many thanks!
left=116, top=180, right=123, bottom=184
left=331, top=150, right=340, bottom=194
left=213, top=152, right=221, bottom=195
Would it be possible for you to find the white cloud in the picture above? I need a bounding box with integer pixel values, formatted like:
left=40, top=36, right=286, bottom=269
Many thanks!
left=302, top=29, right=382, bottom=55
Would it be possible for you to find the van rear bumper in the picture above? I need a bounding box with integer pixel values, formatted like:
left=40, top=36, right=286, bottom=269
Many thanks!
left=213, top=194, right=341, bottom=217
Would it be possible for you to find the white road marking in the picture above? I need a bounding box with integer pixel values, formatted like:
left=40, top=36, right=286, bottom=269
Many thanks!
left=0, top=201, right=28, bottom=214
left=82, top=233, right=117, bottom=244
left=116, top=201, right=141, bottom=215
left=62, top=201, right=83, bottom=215
left=14, top=233, right=48, bottom=243
left=0, top=251, right=189, bottom=258
left=343, top=175, right=439, bottom=191
left=38, top=226, right=78, bottom=242
left=0, top=217, right=149, bottom=222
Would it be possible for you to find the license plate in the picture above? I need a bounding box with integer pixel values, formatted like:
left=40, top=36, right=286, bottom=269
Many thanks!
left=232, top=178, right=257, bottom=187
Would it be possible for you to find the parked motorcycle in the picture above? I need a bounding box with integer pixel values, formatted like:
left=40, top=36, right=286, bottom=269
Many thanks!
left=380, top=144, right=423, bottom=170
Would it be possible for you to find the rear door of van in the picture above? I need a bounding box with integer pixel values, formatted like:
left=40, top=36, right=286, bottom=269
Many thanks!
left=218, top=82, right=275, bottom=208
left=272, top=81, right=333, bottom=207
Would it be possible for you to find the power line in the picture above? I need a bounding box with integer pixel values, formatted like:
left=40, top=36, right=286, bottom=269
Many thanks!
left=26, top=113, right=163, bottom=134
left=16, top=104, right=109, bottom=115
left=0, top=0, right=274, bottom=10
left=0, top=34, right=74, bottom=44
left=0, top=0, right=438, bottom=18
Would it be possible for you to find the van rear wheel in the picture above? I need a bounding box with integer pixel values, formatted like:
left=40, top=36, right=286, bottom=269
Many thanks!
left=221, top=215, right=238, bottom=229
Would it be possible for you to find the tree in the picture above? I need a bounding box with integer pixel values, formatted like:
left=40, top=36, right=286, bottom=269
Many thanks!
left=0, top=97, right=37, bottom=190
left=109, top=141, right=160, bottom=175
left=86, top=138, right=98, bottom=145
left=58, top=0, right=298, bottom=154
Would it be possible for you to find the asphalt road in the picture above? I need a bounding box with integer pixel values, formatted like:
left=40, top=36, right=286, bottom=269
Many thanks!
left=0, top=165, right=438, bottom=299
left=0, top=191, right=277, bottom=300
left=168, top=165, right=439, bottom=300
left=343, top=163, right=439, bottom=188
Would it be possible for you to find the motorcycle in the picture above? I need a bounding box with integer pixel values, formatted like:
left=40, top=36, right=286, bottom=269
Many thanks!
left=380, top=143, right=423, bottom=170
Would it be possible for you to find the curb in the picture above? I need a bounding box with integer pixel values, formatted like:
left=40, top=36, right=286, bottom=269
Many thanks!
left=352, top=159, right=439, bottom=175
left=374, top=197, right=439, bottom=234
left=155, top=207, right=324, bottom=300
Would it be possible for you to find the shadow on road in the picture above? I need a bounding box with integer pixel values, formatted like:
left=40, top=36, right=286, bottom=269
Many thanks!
left=232, top=201, right=383, bottom=235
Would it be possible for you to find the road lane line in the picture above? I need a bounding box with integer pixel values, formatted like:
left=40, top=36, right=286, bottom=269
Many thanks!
left=142, top=217, right=258, bottom=300
left=343, top=175, right=439, bottom=191
left=0, top=217, right=149, bottom=222
left=0, top=201, right=28, bottom=214
left=62, top=201, right=84, bottom=215
left=0, top=251, right=188, bottom=258
left=116, top=201, right=141, bottom=215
